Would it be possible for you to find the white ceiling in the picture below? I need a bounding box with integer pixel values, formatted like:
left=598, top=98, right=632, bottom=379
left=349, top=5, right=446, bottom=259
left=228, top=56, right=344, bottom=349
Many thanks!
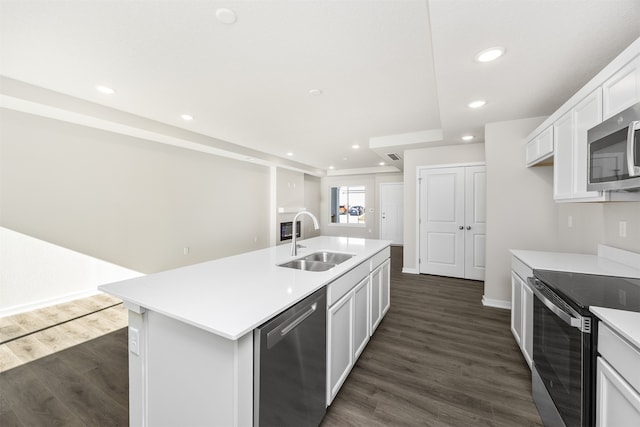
left=1, top=0, right=639, bottom=174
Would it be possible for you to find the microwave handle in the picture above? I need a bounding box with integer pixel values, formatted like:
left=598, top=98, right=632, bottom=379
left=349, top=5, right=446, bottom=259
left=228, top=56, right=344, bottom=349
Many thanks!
left=628, top=120, right=640, bottom=177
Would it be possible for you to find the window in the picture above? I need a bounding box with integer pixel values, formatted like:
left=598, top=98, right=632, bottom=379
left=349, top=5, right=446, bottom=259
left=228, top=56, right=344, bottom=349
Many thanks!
left=330, top=186, right=365, bottom=225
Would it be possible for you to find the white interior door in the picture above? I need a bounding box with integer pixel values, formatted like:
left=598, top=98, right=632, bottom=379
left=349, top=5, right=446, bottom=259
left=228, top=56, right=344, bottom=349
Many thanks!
left=379, top=183, right=404, bottom=245
left=464, top=166, right=486, bottom=281
left=419, top=167, right=465, bottom=277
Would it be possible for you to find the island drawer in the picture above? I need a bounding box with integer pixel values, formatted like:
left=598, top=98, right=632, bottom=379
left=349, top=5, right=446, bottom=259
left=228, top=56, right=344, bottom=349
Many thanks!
left=327, top=261, right=370, bottom=306
left=370, top=246, right=391, bottom=271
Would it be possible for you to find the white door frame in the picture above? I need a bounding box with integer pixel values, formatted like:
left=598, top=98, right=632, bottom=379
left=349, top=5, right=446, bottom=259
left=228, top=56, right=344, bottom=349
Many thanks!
left=415, top=162, right=486, bottom=275
left=378, top=182, right=403, bottom=245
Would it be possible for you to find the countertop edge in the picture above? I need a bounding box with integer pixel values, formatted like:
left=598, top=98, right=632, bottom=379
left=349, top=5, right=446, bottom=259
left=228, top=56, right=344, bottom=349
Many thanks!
left=100, top=237, right=391, bottom=340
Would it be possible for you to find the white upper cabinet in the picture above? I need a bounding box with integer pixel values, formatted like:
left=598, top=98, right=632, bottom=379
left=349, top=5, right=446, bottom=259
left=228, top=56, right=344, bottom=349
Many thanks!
left=603, top=54, right=640, bottom=120
left=572, top=89, right=606, bottom=201
left=526, top=127, right=554, bottom=167
left=525, top=37, right=640, bottom=201
left=554, top=89, right=606, bottom=202
left=553, top=110, right=574, bottom=200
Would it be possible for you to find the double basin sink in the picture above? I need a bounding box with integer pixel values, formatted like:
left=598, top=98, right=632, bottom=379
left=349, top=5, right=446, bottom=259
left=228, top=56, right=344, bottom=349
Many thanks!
left=278, top=251, right=354, bottom=272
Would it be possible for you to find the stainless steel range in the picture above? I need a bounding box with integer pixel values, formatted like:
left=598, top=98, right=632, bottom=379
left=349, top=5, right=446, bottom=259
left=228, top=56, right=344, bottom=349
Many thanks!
left=528, top=270, right=640, bottom=427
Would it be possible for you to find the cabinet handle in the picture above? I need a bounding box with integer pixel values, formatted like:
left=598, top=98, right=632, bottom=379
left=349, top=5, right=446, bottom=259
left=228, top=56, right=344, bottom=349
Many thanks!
left=466, top=226, right=471, bottom=230
left=458, top=226, right=464, bottom=230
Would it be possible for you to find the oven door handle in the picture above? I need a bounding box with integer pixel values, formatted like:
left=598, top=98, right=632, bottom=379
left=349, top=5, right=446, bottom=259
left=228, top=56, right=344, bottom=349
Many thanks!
left=528, top=277, right=583, bottom=329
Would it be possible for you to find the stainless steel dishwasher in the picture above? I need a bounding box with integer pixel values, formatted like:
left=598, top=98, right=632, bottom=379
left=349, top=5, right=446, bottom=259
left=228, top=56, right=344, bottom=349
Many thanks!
left=254, top=287, right=327, bottom=427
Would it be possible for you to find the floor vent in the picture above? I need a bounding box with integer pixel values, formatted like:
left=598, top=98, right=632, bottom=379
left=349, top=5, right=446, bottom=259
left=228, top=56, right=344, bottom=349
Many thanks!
left=386, top=153, right=401, bottom=161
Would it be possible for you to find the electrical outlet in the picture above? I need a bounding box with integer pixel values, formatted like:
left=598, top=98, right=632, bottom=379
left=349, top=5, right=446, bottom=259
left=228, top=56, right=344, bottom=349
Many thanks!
left=183, top=247, right=189, bottom=255
left=129, top=327, right=140, bottom=355
left=567, top=216, right=573, bottom=228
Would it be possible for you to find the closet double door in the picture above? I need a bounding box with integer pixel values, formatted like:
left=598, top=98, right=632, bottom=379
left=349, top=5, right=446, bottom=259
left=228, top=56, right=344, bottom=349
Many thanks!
left=419, top=165, right=486, bottom=280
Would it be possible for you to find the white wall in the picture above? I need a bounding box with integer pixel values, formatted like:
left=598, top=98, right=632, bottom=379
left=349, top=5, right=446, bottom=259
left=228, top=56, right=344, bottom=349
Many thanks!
left=0, top=227, right=141, bottom=315
left=320, top=173, right=402, bottom=240
left=402, top=143, right=486, bottom=272
left=0, top=108, right=271, bottom=275
left=484, top=117, right=558, bottom=305
left=303, top=174, right=322, bottom=239
left=275, top=168, right=305, bottom=245
left=273, top=169, right=322, bottom=245
left=484, top=116, right=640, bottom=306
left=556, top=202, right=640, bottom=254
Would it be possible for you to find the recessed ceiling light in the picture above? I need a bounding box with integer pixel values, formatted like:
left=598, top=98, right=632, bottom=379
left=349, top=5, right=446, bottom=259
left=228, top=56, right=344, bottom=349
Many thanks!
left=462, top=135, right=474, bottom=141
left=379, top=162, right=385, bottom=166
left=352, top=144, right=360, bottom=149
left=468, top=100, right=486, bottom=109
left=215, top=8, right=237, bottom=24
left=96, top=85, right=115, bottom=94
left=308, top=89, right=323, bottom=96
left=329, top=166, right=335, bottom=170
left=475, top=47, right=504, bottom=63
left=286, top=152, right=294, bottom=157
left=180, top=114, right=194, bottom=121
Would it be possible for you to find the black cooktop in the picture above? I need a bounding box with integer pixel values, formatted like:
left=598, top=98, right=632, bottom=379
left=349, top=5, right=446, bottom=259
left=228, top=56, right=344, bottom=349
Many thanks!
left=533, top=269, right=640, bottom=314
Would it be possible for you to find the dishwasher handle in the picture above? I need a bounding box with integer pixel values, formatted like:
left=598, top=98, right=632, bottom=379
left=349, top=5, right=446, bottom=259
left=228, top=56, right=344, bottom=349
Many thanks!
left=266, top=298, right=320, bottom=349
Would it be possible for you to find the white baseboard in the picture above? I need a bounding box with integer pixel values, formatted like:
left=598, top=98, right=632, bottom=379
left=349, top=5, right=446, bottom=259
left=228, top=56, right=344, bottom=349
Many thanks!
left=482, top=295, right=511, bottom=310
left=0, top=288, right=102, bottom=318
left=402, top=267, right=419, bottom=274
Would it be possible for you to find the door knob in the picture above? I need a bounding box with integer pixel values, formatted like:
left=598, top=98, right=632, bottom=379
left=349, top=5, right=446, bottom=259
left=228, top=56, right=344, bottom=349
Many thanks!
left=466, top=226, right=471, bottom=230
left=459, top=226, right=464, bottom=230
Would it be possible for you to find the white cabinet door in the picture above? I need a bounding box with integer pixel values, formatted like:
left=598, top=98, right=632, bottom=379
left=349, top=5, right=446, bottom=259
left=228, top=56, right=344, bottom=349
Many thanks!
left=554, top=90, right=606, bottom=202
left=573, top=89, right=605, bottom=201
left=510, top=272, right=523, bottom=346
left=597, top=357, right=640, bottom=427
left=370, top=264, right=383, bottom=333
left=554, top=110, right=574, bottom=201
left=525, top=127, right=554, bottom=167
left=380, top=259, right=390, bottom=317
left=603, top=55, right=640, bottom=119
left=464, top=166, right=486, bottom=281
left=353, top=277, right=370, bottom=360
left=511, top=271, right=533, bottom=368
left=419, top=167, right=465, bottom=277
left=522, top=280, right=534, bottom=368
left=327, top=292, right=353, bottom=404
left=419, top=165, right=486, bottom=280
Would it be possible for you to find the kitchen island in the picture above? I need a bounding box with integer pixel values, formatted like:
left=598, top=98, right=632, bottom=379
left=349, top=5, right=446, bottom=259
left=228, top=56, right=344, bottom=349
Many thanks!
left=99, top=236, right=390, bottom=427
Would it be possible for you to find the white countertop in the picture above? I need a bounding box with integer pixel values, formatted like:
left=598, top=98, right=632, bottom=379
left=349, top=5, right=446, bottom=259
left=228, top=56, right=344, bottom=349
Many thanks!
left=510, top=248, right=640, bottom=278
left=591, top=306, right=640, bottom=349
left=511, top=245, right=640, bottom=351
left=99, top=236, right=390, bottom=340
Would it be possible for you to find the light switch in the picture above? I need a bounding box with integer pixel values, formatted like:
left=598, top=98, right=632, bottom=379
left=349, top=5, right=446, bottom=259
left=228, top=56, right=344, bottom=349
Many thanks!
left=619, top=221, right=627, bottom=238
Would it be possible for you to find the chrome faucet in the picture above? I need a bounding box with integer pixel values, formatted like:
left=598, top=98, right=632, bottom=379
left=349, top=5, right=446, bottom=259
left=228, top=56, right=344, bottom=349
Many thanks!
left=291, top=211, right=320, bottom=256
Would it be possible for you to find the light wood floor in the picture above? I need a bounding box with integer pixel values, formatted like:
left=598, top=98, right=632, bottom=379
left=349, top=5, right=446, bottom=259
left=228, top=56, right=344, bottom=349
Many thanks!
left=0, top=247, right=542, bottom=426
left=0, top=293, right=127, bottom=372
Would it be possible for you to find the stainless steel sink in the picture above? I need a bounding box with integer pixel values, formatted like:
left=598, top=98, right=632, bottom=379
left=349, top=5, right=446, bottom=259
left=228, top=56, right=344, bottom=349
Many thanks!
left=278, top=259, right=337, bottom=272
left=278, top=251, right=354, bottom=272
left=302, top=251, right=354, bottom=264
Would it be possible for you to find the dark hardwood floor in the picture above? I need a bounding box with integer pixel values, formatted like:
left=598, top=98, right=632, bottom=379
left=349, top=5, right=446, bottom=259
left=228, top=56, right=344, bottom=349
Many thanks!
left=0, top=246, right=542, bottom=426
left=321, top=247, right=542, bottom=427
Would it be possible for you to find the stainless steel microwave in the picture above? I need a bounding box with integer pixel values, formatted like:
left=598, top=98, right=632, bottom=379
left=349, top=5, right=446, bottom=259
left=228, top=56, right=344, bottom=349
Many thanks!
left=587, top=102, right=640, bottom=191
